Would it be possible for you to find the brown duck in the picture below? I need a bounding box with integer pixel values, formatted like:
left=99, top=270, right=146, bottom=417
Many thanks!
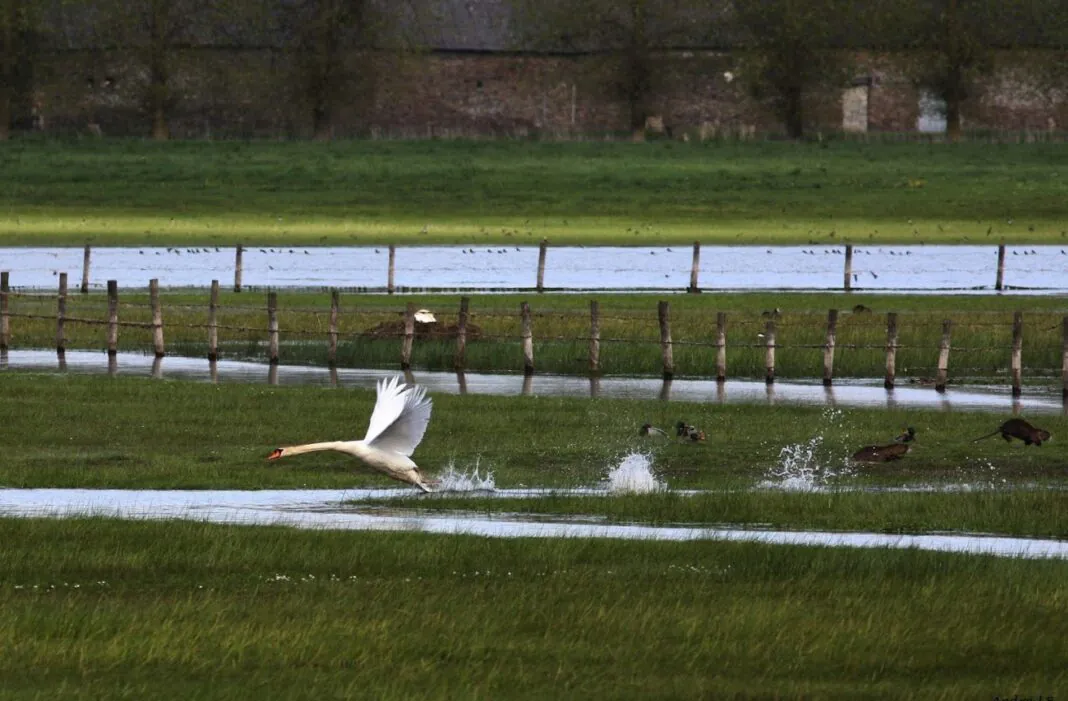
left=972, top=418, right=1051, bottom=447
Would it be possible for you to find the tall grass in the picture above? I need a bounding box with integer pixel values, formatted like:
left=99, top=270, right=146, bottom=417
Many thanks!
left=5, top=288, right=1066, bottom=381
left=0, top=517, right=1065, bottom=700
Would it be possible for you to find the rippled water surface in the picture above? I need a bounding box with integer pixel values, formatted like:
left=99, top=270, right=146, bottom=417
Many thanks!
left=3, top=245, right=1066, bottom=292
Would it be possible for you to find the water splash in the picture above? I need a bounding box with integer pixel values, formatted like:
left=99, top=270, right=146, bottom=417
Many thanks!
left=758, top=435, right=854, bottom=492
left=434, top=459, right=496, bottom=492
left=604, top=453, right=666, bottom=494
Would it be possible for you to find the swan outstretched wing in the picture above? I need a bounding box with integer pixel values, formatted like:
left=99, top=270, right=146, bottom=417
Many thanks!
left=362, top=376, right=433, bottom=456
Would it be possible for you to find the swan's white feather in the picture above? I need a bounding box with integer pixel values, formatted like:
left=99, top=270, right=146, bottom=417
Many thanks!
left=362, top=376, right=433, bottom=457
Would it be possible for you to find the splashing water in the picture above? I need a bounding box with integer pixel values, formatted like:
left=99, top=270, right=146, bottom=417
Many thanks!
left=604, top=453, right=666, bottom=494
left=434, top=460, right=496, bottom=492
left=758, top=435, right=853, bottom=492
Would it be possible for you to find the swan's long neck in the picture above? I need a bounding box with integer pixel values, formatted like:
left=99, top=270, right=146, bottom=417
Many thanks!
left=282, top=441, right=349, bottom=457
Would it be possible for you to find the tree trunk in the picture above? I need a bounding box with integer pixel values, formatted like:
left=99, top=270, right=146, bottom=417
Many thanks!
left=148, top=3, right=170, bottom=141
left=0, top=0, right=14, bottom=141
left=152, top=103, right=169, bottom=140
left=312, top=103, right=332, bottom=141
left=945, top=96, right=962, bottom=142
left=783, top=85, right=804, bottom=139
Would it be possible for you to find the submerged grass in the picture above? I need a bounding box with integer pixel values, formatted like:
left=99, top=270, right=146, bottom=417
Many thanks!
left=1, top=517, right=1066, bottom=699
left=6, top=289, right=1068, bottom=381
left=1, top=139, right=1067, bottom=245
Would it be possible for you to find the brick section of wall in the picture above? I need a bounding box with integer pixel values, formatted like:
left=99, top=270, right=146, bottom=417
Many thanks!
left=21, top=49, right=1068, bottom=138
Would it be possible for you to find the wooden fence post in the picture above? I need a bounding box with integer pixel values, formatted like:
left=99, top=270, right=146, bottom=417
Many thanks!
left=106, top=280, right=118, bottom=356
left=208, top=280, right=219, bottom=361
left=823, top=309, right=838, bottom=387
left=764, top=318, right=776, bottom=385
left=80, top=244, right=91, bottom=294
left=387, top=244, right=396, bottom=294
left=234, top=245, right=243, bottom=293
left=1062, top=316, right=1068, bottom=400
left=995, top=244, right=1006, bottom=291
left=658, top=300, right=673, bottom=380
left=589, top=300, right=601, bottom=374
left=401, top=302, right=415, bottom=370
left=0, top=271, right=9, bottom=351
left=267, top=291, right=279, bottom=365
left=715, top=311, right=727, bottom=382
left=843, top=244, right=854, bottom=291
left=328, top=289, right=339, bottom=366
left=688, top=242, right=701, bottom=293
left=455, top=296, right=469, bottom=371
left=56, top=273, right=67, bottom=354
left=1010, top=311, right=1023, bottom=397
left=521, top=301, right=534, bottom=375
left=935, top=319, right=952, bottom=393
left=150, top=278, right=165, bottom=358
left=884, top=312, right=898, bottom=390
left=536, top=239, right=547, bottom=293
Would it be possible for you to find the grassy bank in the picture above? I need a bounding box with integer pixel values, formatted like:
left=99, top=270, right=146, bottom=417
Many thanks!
left=6, top=289, right=1068, bottom=381
left=1, top=372, right=1066, bottom=535
left=1, top=517, right=1066, bottom=700
left=2, top=140, right=1067, bottom=245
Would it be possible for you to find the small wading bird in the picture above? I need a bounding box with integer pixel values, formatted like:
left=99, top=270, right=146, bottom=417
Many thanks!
left=973, top=418, right=1051, bottom=447
left=268, top=376, right=436, bottom=491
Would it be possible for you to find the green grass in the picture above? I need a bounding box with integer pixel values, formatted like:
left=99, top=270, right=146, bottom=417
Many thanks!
left=6, top=289, right=1068, bottom=381
left=1, top=517, right=1066, bottom=700
left=1, top=139, right=1067, bottom=245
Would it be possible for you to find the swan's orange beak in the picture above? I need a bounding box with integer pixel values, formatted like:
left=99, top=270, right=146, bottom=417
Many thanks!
left=267, top=448, right=284, bottom=461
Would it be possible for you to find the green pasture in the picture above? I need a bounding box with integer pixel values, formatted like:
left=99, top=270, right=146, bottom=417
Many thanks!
left=5, top=289, right=1068, bottom=382
left=2, top=518, right=1065, bottom=700
left=1, top=139, right=1066, bottom=245
left=0, top=373, right=1065, bottom=533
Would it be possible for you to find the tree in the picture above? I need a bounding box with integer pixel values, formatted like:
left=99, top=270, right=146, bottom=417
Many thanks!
left=0, top=0, right=33, bottom=139
left=731, top=0, right=855, bottom=139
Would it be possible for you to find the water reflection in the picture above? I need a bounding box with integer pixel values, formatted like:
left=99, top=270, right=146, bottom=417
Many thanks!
left=1, top=488, right=1065, bottom=560
left=2, top=349, right=1064, bottom=414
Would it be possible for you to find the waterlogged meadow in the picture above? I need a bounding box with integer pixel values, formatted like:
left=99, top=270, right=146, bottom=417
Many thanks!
left=6, top=289, right=1068, bottom=382
left=1, top=518, right=1067, bottom=700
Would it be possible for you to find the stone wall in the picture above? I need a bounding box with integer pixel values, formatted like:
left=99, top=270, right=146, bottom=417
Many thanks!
left=18, top=48, right=1068, bottom=139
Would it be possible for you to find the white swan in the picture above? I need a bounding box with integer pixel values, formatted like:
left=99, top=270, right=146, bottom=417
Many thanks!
left=268, top=375, right=436, bottom=492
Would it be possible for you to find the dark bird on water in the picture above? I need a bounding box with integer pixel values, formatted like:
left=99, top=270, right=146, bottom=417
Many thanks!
left=973, top=419, right=1051, bottom=446
left=851, top=442, right=911, bottom=463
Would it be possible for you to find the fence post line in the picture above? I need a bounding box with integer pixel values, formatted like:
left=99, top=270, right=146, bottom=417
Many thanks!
left=234, top=245, right=243, bottom=293
left=935, top=319, right=952, bottom=393
left=328, top=289, right=339, bottom=366
left=588, top=300, right=601, bottom=375
left=536, top=239, right=548, bottom=293
left=658, top=300, right=673, bottom=380
left=401, top=302, right=415, bottom=370
left=267, top=292, right=279, bottom=364
left=0, top=271, right=9, bottom=350
left=150, top=278, right=165, bottom=358
left=455, top=296, right=469, bottom=371
left=764, top=318, right=776, bottom=385
left=1062, top=316, right=1068, bottom=400
left=106, top=280, right=118, bottom=356
left=843, top=244, right=854, bottom=291
left=521, top=301, right=534, bottom=375
left=208, top=280, right=219, bottom=361
left=1010, top=311, right=1023, bottom=397
left=387, top=244, right=396, bottom=294
left=715, top=311, right=727, bottom=382
left=80, top=244, right=91, bottom=294
left=688, top=242, right=701, bottom=293
left=884, top=312, right=898, bottom=390
left=823, top=308, right=838, bottom=387
left=56, top=272, right=67, bottom=354
left=995, top=244, right=1006, bottom=291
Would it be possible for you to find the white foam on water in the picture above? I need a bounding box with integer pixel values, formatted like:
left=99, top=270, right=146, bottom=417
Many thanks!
left=604, top=453, right=667, bottom=494
left=433, top=459, right=496, bottom=493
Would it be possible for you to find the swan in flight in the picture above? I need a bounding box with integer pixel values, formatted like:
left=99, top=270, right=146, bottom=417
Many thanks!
left=268, top=375, right=436, bottom=491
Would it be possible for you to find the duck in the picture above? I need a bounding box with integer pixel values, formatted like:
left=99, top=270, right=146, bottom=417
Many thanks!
left=676, top=421, right=706, bottom=442
left=851, top=441, right=910, bottom=463
left=639, top=423, right=669, bottom=438
left=894, top=426, right=916, bottom=444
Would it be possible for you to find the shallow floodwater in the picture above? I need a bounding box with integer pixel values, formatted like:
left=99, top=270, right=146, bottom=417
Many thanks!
left=3, top=245, right=1067, bottom=293
left=2, top=487, right=1065, bottom=560
left=3, top=349, right=1064, bottom=414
